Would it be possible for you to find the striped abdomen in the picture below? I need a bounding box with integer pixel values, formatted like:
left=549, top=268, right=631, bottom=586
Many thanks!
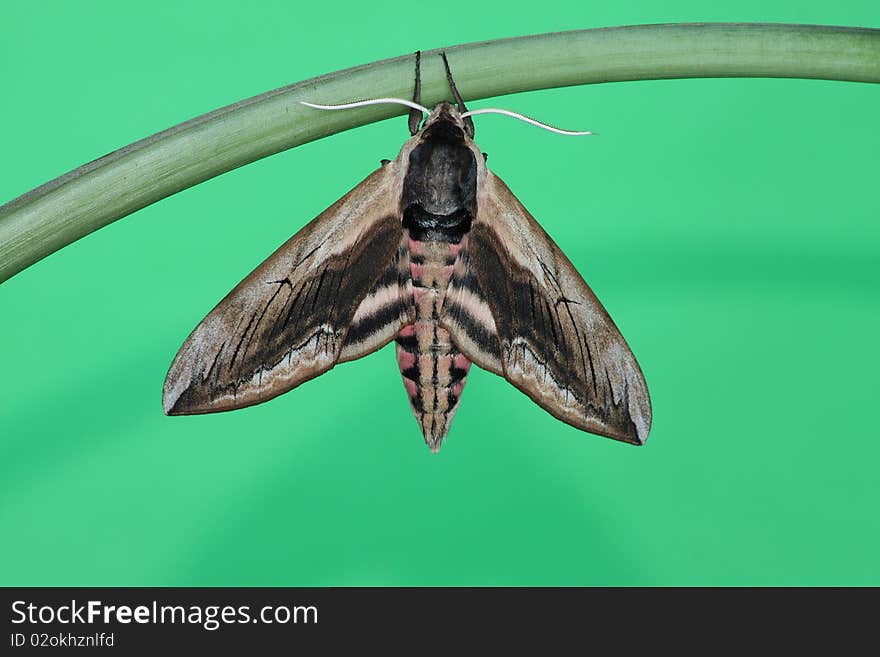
left=395, top=235, right=471, bottom=452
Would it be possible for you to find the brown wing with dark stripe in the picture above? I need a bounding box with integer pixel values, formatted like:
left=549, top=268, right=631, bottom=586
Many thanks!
left=452, top=171, right=652, bottom=445
left=440, top=239, right=502, bottom=375
left=338, top=237, right=414, bottom=363
left=163, top=165, right=406, bottom=415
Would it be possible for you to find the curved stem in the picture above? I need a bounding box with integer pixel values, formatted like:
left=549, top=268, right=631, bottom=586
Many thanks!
left=2, top=23, right=878, bottom=284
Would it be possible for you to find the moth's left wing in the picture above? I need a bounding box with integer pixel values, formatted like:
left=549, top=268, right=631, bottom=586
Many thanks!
left=443, top=171, right=651, bottom=445
left=163, top=165, right=409, bottom=416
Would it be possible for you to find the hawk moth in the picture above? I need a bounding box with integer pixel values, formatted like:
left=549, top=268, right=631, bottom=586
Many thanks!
left=163, top=53, right=652, bottom=452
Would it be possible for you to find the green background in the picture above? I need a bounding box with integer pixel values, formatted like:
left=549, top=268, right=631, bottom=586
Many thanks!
left=1, top=1, right=878, bottom=586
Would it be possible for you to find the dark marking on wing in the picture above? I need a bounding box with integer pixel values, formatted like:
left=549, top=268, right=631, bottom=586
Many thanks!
left=439, top=246, right=503, bottom=375
left=339, top=239, right=414, bottom=362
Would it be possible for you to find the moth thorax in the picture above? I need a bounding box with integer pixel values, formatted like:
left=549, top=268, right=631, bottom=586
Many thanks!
left=401, top=121, right=478, bottom=244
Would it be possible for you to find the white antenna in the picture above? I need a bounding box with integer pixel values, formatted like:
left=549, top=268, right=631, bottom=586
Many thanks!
left=301, top=98, right=430, bottom=115
left=301, top=99, right=594, bottom=136
left=460, top=108, right=594, bottom=136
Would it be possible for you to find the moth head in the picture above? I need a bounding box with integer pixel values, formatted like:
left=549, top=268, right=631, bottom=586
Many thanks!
left=418, top=101, right=471, bottom=141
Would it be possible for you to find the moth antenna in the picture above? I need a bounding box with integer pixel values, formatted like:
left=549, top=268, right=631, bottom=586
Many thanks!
left=440, top=51, right=474, bottom=138
left=409, top=51, right=423, bottom=136
left=301, top=98, right=430, bottom=115
left=459, top=108, right=595, bottom=136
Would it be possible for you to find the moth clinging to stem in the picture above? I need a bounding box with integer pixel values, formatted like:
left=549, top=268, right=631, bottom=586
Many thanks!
left=163, top=52, right=652, bottom=452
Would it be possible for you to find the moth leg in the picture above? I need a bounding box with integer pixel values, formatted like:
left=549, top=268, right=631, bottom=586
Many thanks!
left=440, top=52, right=475, bottom=138
left=408, top=50, right=422, bottom=136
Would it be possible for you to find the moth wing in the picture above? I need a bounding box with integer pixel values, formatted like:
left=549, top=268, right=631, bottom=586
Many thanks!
left=446, top=171, right=651, bottom=445
left=440, top=245, right=504, bottom=376
left=163, top=165, right=410, bottom=415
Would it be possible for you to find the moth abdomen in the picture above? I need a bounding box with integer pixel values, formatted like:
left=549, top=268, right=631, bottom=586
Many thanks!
left=395, top=235, right=471, bottom=453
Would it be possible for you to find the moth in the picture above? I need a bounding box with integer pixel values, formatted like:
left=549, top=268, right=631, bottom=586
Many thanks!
left=163, top=52, right=652, bottom=452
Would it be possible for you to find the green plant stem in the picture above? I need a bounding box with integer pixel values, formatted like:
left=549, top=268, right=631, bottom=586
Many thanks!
left=2, top=23, right=878, bottom=284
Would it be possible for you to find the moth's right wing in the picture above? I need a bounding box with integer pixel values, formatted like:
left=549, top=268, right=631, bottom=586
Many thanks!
left=163, top=164, right=412, bottom=416
left=442, top=171, right=651, bottom=445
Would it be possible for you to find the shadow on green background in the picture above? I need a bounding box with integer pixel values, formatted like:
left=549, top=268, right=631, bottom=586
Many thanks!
left=1, top=1, right=878, bottom=585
